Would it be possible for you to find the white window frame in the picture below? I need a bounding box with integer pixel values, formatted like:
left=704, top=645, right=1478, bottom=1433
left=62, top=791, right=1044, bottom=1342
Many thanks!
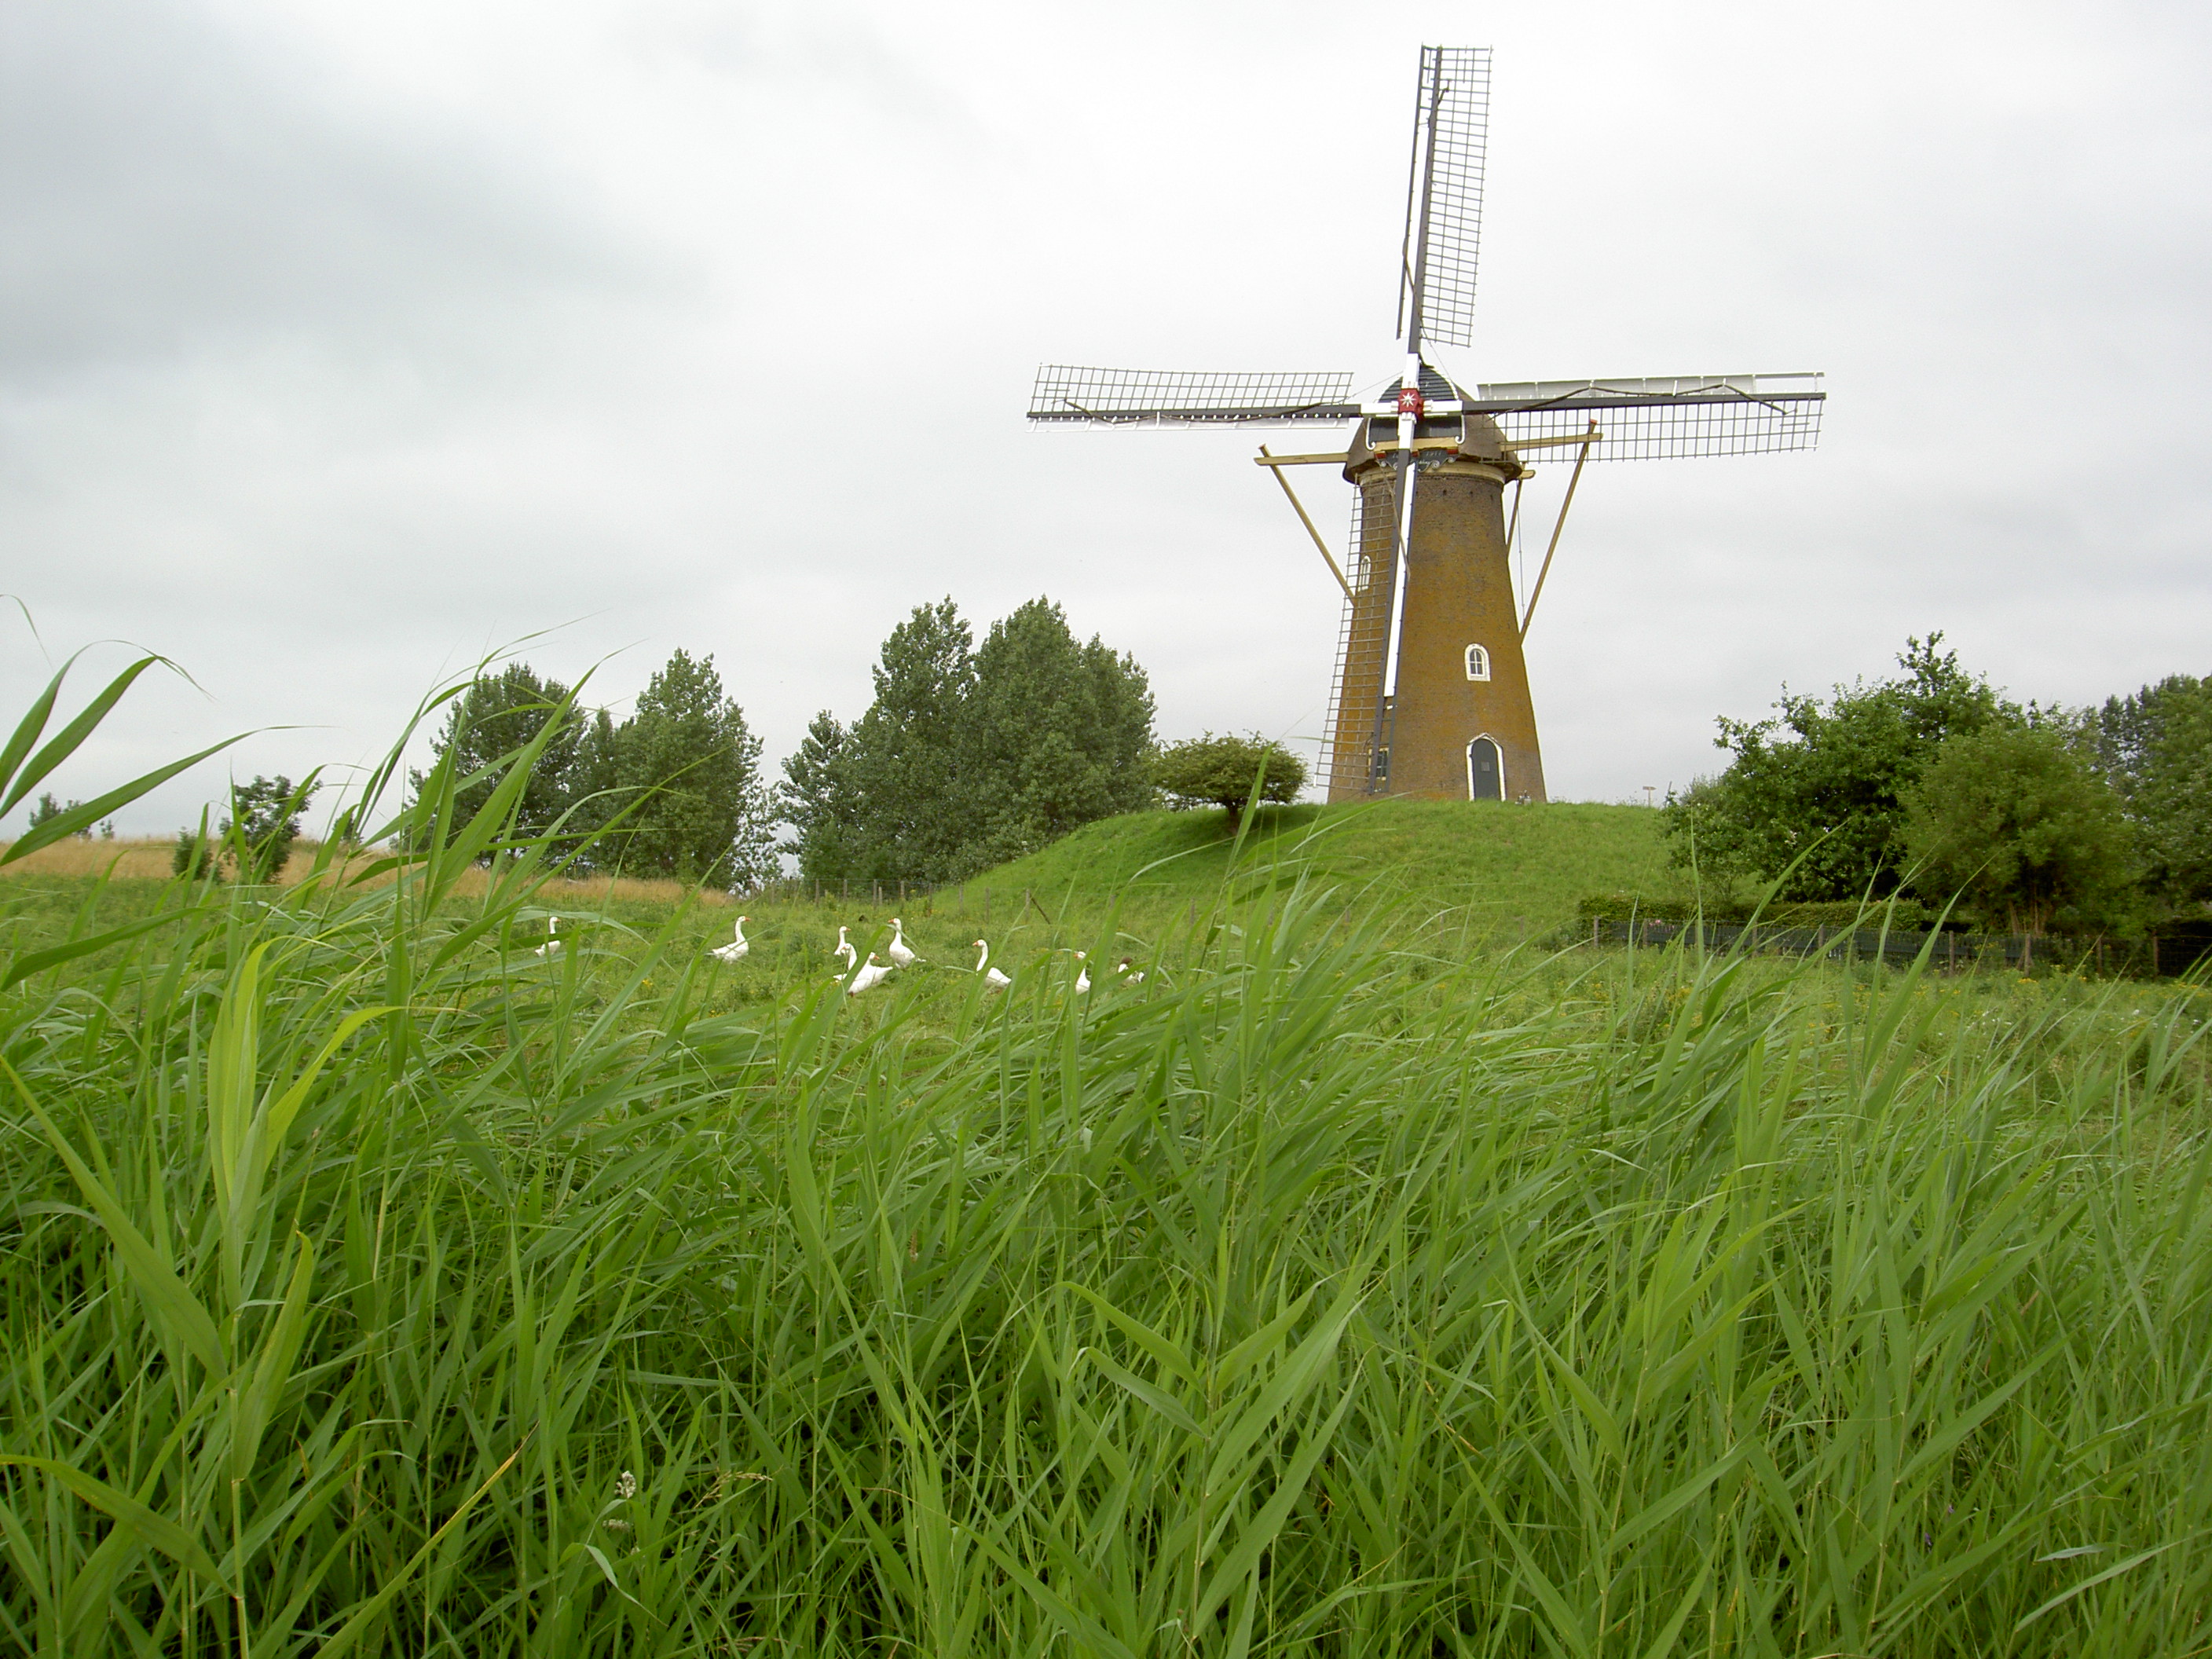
left=1465, top=643, right=1492, bottom=682
left=1467, top=734, right=1505, bottom=801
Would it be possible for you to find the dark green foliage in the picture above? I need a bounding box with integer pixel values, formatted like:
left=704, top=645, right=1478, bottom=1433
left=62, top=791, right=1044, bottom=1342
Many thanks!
left=1903, top=722, right=2138, bottom=934
left=2092, top=673, right=2212, bottom=914
left=221, top=775, right=317, bottom=884
left=1154, top=732, right=1307, bottom=832
left=412, top=657, right=773, bottom=888
left=600, top=649, right=774, bottom=887
left=796, top=597, right=1157, bottom=885
left=1666, top=635, right=2008, bottom=899
left=837, top=599, right=977, bottom=883
left=776, top=711, right=863, bottom=884
left=960, top=599, right=1155, bottom=866
left=412, top=663, right=588, bottom=852
left=170, top=827, right=225, bottom=883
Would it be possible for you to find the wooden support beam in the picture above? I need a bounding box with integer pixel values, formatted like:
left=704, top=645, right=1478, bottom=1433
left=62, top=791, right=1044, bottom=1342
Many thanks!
left=1510, top=430, right=1606, bottom=451
left=1259, top=445, right=1354, bottom=600
left=1251, top=452, right=1347, bottom=467
left=1518, top=421, right=1599, bottom=641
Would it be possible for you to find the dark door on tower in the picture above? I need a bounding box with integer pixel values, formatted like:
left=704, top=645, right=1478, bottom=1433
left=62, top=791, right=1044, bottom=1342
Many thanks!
left=1467, top=737, right=1503, bottom=801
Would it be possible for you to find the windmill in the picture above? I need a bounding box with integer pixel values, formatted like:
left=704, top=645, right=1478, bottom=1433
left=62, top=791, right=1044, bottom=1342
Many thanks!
left=1027, top=46, right=1824, bottom=804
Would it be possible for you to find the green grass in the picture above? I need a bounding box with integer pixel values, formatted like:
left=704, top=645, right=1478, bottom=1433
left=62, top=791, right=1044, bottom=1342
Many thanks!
left=963, top=798, right=1677, bottom=940
left=5, top=687, right=2212, bottom=1656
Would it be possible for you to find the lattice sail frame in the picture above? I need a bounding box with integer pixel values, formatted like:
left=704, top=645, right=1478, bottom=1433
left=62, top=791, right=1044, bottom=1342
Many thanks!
left=1400, top=46, right=1491, bottom=351
left=1317, top=481, right=1399, bottom=798
left=1477, top=374, right=1826, bottom=461
left=1028, top=366, right=1357, bottom=428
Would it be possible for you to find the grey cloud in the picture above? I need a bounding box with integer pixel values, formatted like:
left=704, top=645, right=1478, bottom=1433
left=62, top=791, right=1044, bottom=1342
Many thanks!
left=0, top=0, right=647, bottom=383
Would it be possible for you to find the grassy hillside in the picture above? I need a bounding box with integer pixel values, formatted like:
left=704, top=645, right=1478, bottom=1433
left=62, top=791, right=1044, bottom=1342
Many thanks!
left=955, top=798, right=1679, bottom=939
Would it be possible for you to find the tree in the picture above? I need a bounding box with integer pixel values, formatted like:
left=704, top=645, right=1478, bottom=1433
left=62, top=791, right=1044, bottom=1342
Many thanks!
left=1155, top=733, right=1307, bottom=832
left=1903, top=722, right=2137, bottom=934
left=27, top=793, right=90, bottom=840
left=2093, top=673, right=2212, bottom=914
left=777, top=712, right=863, bottom=885
left=838, top=599, right=980, bottom=883
left=171, top=826, right=224, bottom=882
left=602, top=650, right=775, bottom=887
left=784, top=597, right=1160, bottom=884
left=412, top=663, right=588, bottom=853
left=958, top=599, right=1155, bottom=866
left=223, top=775, right=317, bottom=884
left=1665, top=635, right=2009, bottom=899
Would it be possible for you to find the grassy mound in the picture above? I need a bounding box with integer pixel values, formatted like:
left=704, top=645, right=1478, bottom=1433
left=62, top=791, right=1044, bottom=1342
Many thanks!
left=955, top=798, right=1675, bottom=939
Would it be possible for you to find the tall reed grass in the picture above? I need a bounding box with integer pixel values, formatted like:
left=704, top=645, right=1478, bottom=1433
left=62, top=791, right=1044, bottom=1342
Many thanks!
left=2, top=656, right=2210, bottom=1655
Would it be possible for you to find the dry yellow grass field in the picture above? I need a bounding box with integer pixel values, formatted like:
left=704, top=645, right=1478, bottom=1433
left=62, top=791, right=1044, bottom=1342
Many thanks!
left=0, top=837, right=734, bottom=906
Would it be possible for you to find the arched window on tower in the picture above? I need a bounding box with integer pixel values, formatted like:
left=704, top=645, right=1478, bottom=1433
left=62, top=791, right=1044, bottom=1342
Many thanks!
left=1465, top=643, right=1491, bottom=682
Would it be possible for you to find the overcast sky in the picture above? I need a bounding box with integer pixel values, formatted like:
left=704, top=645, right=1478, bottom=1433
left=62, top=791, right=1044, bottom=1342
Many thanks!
left=5, top=0, right=2208, bottom=835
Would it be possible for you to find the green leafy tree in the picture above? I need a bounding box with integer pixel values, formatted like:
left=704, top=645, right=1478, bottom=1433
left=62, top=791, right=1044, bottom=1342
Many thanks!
left=1666, top=635, right=2008, bottom=899
left=171, top=826, right=225, bottom=882
left=958, top=599, right=1155, bottom=866
left=222, top=775, right=317, bottom=884
left=838, top=599, right=979, bottom=884
left=777, top=711, right=863, bottom=885
left=795, top=597, right=1160, bottom=883
left=602, top=650, right=774, bottom=887
left=1903, top=722, right=2137, bottom=933
left=2093, top=673, right=2212, bottom=914
left=412, top=664, right=587, bottom=853
left=1155, top=732, right=1307, bottom=832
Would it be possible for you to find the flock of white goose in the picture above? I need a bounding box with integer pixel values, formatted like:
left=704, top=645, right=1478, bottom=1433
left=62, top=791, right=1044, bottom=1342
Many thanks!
left=529, top=912, right=1142, bottom=998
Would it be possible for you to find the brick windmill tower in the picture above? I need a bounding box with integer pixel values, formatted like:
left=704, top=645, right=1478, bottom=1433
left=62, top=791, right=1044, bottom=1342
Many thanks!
left=1029, top=46, right=1825, bottom=802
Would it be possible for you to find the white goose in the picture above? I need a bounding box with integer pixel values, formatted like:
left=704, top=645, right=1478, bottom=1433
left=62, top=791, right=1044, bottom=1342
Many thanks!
left=847, top=952, right=895, bottom=995
left=886, top=917, right=919, bottom=968
left=533, top=915, right=562, bottom=958
left=972, top=939, right=1012, bottom=989
left=709, top=915, right=749, bottom=964
left=1072, top=950, right=1090, bottom=995
left=832, top=925, right=856, bottom=971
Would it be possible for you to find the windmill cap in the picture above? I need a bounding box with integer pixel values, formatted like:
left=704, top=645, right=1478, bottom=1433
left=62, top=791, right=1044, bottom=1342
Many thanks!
left=1346, top=367, right=1522, bottom=479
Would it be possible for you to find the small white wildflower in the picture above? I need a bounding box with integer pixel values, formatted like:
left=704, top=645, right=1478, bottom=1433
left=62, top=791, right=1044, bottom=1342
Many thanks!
left=616, top=1470, right=637, bottom=1501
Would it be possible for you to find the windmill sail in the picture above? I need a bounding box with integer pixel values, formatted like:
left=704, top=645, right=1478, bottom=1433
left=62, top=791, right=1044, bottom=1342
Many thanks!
left=1477, top=373, right=1826, bottom=460
left=1399, top=46, right=1491, bottom=351
left=1029, top=367, right=1357, bottom=427
left=1317, top=480, right=1400, bottom=797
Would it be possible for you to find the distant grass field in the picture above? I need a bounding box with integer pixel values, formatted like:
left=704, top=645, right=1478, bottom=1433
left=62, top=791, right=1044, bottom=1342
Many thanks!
left=7, top=764, right=2212, bottom=1653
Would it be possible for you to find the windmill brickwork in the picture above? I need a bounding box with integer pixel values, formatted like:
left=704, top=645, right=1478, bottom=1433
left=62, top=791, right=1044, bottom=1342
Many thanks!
left=1327, top=413, right=1544, bottom=802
